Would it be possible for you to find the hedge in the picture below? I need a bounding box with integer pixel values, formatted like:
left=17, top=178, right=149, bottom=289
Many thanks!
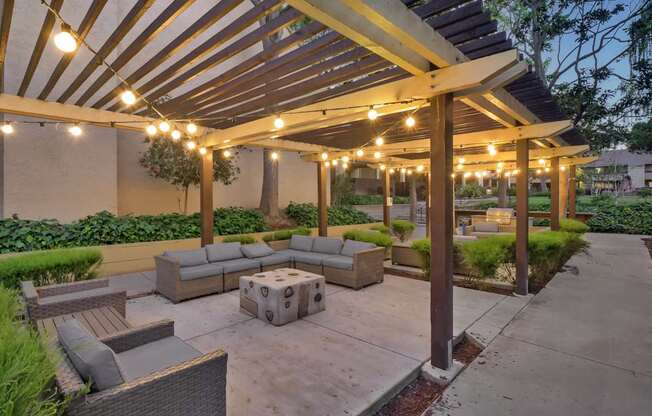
left=587, top=201, right=652, bottom=235
left=262, top=227, right=311, bottom=242
left=0, top=248, right=102, bottom=290
left=369, top=224, right=390, bottom=234
left=221, top=235, right=257, bottom=244
left=342, top=229, right=393, bottom=248
left=391, top=220, right=416, bottom=242
left=285, top=202, right=375, bottom=228
left=559, top=218, right=589, bottom=234
left=0, top=287, right=63, bottom=415
left=410, top=239, right=465, bottom=276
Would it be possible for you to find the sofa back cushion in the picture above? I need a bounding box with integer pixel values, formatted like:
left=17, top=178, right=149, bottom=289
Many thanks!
left=289, top=235, right=314, bottom=252
left=341, top=239, right=376, bottom=257
left=474, top=222, right=500, bottom=233
left=312, top=237, right=343, bottom=255
left=241, top=243, right=274, bottom=258
left=163, top=249, right=208, bottom=267
left=205, top=242, right=244, bottom=262
left=56, top=319, right=124, bottom=392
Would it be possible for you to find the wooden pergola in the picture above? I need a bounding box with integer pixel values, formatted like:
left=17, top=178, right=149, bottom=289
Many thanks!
left=0, top=0, right=593, bottom=371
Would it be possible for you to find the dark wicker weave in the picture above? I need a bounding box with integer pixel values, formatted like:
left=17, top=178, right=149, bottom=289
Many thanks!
left=154, top=255, right=224, bottom=303
left=58, top=319, right=228, bottom=416
left=21, top=279, right=126, bottom=323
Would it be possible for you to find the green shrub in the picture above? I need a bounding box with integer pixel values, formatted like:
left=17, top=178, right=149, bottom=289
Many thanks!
left=456, top=184, right=486, bottom=199
left=559, top=218, right=589, bottom=234
left=285, top=202, right=374, bottom=227
left=391, top=219, right=416, bottom=242
left=0, top=287, right=63, bottom=415
left=262, top=226, right=312, bottom=242
left=221, top=235, right=256, bottom=244
left=636, top=187, right=652, bottom=197
left=214, top=207, right=266, bottom=235
left=369, top=223, right=390, bottom=234
left=0, top=248, right=102, bottom=290
left=342, top=229, right=393, bottom=248
left=410, top=239, right=465, bottom=276
left=587, top=201, right=652, bottom=235
left=461, top=236, right=513, bottom=280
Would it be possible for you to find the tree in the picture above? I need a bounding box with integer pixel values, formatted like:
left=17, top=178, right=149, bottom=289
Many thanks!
left=486, top=0, right=652, bottom=150
left=331, top=172, right=354, bottom=206
left=626, top=118, right=652, bottom=152
left=409, top=175, right=417, bottom=222
left=139, top=137, right=239, bottom=214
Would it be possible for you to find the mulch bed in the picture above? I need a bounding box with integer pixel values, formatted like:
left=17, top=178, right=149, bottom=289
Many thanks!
left=374, top=338, right=483, bottom=416
left=644, top=238, right=652, bottom=259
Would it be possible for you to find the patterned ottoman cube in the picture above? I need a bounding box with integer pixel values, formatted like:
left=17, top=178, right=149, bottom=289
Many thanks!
left=239, top=268, right=326, bottom=326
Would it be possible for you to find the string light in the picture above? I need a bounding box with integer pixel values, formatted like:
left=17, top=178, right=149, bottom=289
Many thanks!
left=400, top=167, right=407, bottom=173
left=405, top=116, right=416, bottom=127
left=512, top=169, right=519, bottom=175
left=223, top=149, right=231, bottom=158
left=560, top=166, right=566, bottom=171
left=538, top=158, right=546, bottom=165
left=145, top=124, right=157, bottom=136
left=332, top=159, right=338, bottom=166
left=273, top=116, right=284, bottom=129
left=475, top=171, right=482, bottom=178
left=1, top=123, right=13, bottom=134
left=271, top=151, right=279, bottom=160
left=342, top=155, right=350, bottom=163
left=416, top=165, right=424, bottom=173
left=497, top=161, right=504, bottom=169
left=54, top=25, right=77, bottom=52
left=68, top=124, right=82, bottom=137
left=121, top=90, right=136, bottom=106
left=186, top=123, right=198, bottom=135
left=321, top=152, right=328, bottom=160
left=505, top=171, right=512, bottom=177
left=375, top=136, right=384, bottom=146
left=367, top=107, right=378, bottom=120
left=458, top=157, right=465, bottom=164
left=544, top=167, right=550, bottom=173
left=380, top=164, right=386, bottom=171
left=374, top=151, right=381, bottom=159
left=186, top=141, right=196, bottom=150
left=456, top=163, right=464, bottom=171
left=158, top=121, right=170, bottom=133
left=487, top=143, right=497, bottom=156
left=536, top=169, right=542, bottom=175
left=199, top=147, right=207, bottom=155
left=464, top=172, right=471, bottom=178
left=407, top=169, right=413, bottom=175
left=324, top=161, right=330, bottom=167
left=342, top=162, right=348, bottom=169
left=389, top=168, right=395, bottom=174
left=451, top=173, right=456, bottom=178
left=356, top=149, right=364, bottom=157
left=171, top=130, right=182, bottom=141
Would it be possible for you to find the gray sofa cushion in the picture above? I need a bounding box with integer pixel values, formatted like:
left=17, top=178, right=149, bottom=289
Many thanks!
left=205, top=242, right=243, bottom=262
left=241, top=243, right=274, bottom=259
left=56, top=319, right=124, bottom=391
left=40, top=287, right=116, bottom=305
left=341, top=240, right=376, bottom=257
left=474, top=222, right=500, bottom=233
left=220, top=258, right=261, bottom=273
left=312, top=237, right=343, bottom=255
left=323, top=255, right=354, bottom=270
left=258, top=252, right=291, bottom=267
left=179, top=263, right=224, bottom=281
left=117, top=336, right=201, bottom=382
left=289, top=235, right=314, bottom=252
left=163, top=249, right=208, bottom=267
left=292, top=251, right=331, bottom=266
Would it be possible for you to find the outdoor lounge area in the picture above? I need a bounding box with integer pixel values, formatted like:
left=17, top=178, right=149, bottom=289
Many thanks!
left=0, top=1, right=650, bottom=415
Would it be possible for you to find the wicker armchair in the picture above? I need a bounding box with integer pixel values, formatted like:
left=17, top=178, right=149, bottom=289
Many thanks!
left=21, top=279, right=126, bottom=323
left=59, top=319, right=228, bottom=416
left=323, top=247, right=385, bottom=290
left=154, top=255, right=224, bottom=303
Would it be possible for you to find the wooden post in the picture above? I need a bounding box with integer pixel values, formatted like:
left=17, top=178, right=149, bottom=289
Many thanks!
left=550, top=157, right=560, bottom=231
left=200, top=149, right=214, bottom=247
left=382, top=168, right=391, bottom=227
left=516, top=139, right=529, bottom=295
left=559, top=165, right=569, bottom=221
left=429, top=93, right=454, bottom=370
left=426, top=172, right=431, bottom=237
left=568, top=165, right=577, bottom=219
left=317, top=162, right=328, bottom=236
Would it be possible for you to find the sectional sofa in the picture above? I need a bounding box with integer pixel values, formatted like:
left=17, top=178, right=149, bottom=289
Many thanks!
left=154, top=236, right=385, bottom=302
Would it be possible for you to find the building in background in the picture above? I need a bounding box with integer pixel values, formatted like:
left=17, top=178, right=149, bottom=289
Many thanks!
left=583, top=149, right=652, bottom=193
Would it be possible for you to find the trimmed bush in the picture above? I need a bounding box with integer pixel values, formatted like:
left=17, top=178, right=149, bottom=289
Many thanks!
left=587, top=201, right=652, bottom=235
left=369, top=223, right=390, bottom=234
left=285, top=202, right=375, bottom=228
left=456, top=184, right=486, bottom=199
left=461, top=236, right=513, bottom=280
left=342, top=229, right=393, bottom=248
left=0, top=248, right=102, bottom=290
left=0, top=287, right=63, bottom=415
left=559, top=218, right=589, bottom=234
left=410, top=239, right=465, bottom=276
left=391, top=219, right=416, bottom=242
left=221, top=235, right=256, bottom=244
left=262, top=226, right=312, bottom=242
left=214, top=207, right=266, bottom=235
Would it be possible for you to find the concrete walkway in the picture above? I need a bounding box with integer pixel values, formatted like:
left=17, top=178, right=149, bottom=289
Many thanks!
left=428, top=233, right=652, bottom=416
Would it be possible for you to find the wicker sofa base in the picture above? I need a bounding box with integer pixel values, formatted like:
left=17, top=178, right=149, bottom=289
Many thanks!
left=324, top=266, right=383, bottom=290
left=158, top=274, right=224, bottom=304
left=262, top=261, right=292, bottom=272
left=293, top=262, right=324, bottom=276
left=224, top=268, right=261, bottom=291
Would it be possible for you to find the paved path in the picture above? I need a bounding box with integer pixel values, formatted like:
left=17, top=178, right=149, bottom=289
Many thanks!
left=428, top=233, right=652, bottom=416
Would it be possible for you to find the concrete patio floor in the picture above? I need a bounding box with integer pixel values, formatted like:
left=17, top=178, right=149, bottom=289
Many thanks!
left=121, top=275, right=524, bottom=416
left=427, top=233, right=652, bottom=416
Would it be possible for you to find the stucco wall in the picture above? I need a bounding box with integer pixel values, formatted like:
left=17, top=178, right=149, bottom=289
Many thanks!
left=628, top=165, right=646, bottom=189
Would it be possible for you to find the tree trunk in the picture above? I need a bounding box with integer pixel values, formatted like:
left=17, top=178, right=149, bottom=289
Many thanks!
left=409, top=175, right=417, bottom=222
left=259, top=148, right=280, bottom=219
left=497, top=176, right=508, bottom=208
left=183, top=185, right=189, bottom=215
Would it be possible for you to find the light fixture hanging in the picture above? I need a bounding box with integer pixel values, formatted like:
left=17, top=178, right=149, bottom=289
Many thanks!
left=464, top=172, right=471, bottom=178
left=342, top=162, right=348, bottom=169
left=68, top=124, right=82, bottom=137
left=389, top=168, right=395, bottom=174
left=538, top=158, right=546, bottom=165
left=407, top=169, right=413, bottom=175
left=375, top=136, right=384, bottom=146
left=487, top=143, right=497, bottom=156
left=405, top=116, right=415, bottom=128
left=171, top=130, right=182, bottom=141
left=536, top=169, right=542, bottom=175
left=324, top=161, right=330, bottom=167
left=223, top=149, right=231, bottom=158
left=54, top=24, right=77, bottom=53
left=380, top=164, right=386, bottom=171
left=145, top=124, right=157, bottom=136
left=273, top=116, right=284, bottom=129
left=416, top=165, right=424, bottom=173
left=560, top=166, right=566, bottom=171
left=544, top=167, right=550, bottom=173
left=332, top=159, right=338, bottom=166
left=456, top=163, right=464, bottom=171
left=342, top=155, right=350, bottom=163
left=158, top=121, right=170, bottom=133
left=356, top=149, right=364, bottom=157
left=271, top=151, right=279, bottom=160
left=400, top=167, right=406, bottom=173
left=451, top=173, right=456, bottom=178
left=121, top=90, right=136, bottom=106
left=373, top=151, right=381, bottom=159
left=1, top=123, right=13, bottom=134
left=186, top=140, right=196, bottom=150
left=367, top=107, right=378, bottom=120
left=458, top=157, right=465, bottom=164
left=199, top=147, right=207, bottom=155
left=186, top=123, right=198, bottom=135
left=321, top=152, right=328, bottom=160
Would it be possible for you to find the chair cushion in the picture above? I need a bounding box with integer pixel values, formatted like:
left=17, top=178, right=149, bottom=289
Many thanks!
left=474, top=222, right=500, bottom=233
left=312, top=237, right=343, bottom=255
left=56, top=319, right=124, bottom=391
left=289, top=235, right=314, bottom=252
left=205, top=242, right=244, bottom=262
left=40, top=287, right=116, bottom=305
left=241, top=243, right=274, bottom=259
left=341, top=240, right=376, bottom=257
left=220, top=258, right=261, bottom=273
left=323, top=255, right=354, bottom=270
left=293, top=251, right=331, bottom=266
left=163, top=249, right=208, bottom=267
left=179, top=263, right=224, bottom=281
left=116, top=336, right=201, bottom=382
left=258, top=253, right=292, bottom=267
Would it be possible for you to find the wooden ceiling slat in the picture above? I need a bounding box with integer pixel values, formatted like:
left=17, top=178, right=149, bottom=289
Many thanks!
left=74, top=0, right=194, bottom=106
left=37, top=0, right=108, bottom=100
left=447, top=22, right=497, bottom=45
left=57, top=0, right=154, bottom=103
left=438, top=12, right=492, bottom=38
left=94, top=0, right=247, bottom=110
left=413, top=0, right=470, bottom=19
left=428, top=1, right=484, bottom=30
left=458, top=32, right=506, bottom=55
left=18, top=0, right=63, bottom=97
left=467, top=41, right=513, bottom=59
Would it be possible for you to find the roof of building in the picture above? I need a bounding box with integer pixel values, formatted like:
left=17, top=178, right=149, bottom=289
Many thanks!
left=585, top=149, right=652, bottom=167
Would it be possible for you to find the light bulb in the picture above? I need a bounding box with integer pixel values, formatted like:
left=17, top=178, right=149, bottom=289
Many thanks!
left=321, top=152, right=328, bottom=160
left=199, top=147, right=207, bottom=155
left=1, top=123, right=13, bottom=134
left=405, top=116, right=415, bottom=127
left=145, top=124, right=157, bottom=136
left=324, top=161, right=330, bottom=167
left=223, top=149, right=231, bottom=158
left=400, top=167, right=406, bottom=173
left=375, top=136, right=384, bottom=146
left=389, top=168, right=395, bottom=174
left=158, top=121, right=170, bottom=133
left=380, top=164, right=386, bottom=171
left=505, top=171, right=511, bottom=177
left=273, top=116, right=284, bottom=129
left=464, top=172, right=471, bottom=178
left=497, top=161, right=504, bottom=168
left=271, top=152, right=279, bottom=160
left=512, top=169, right=519, bottom=175
left=69, top=125, right=82, bottom=136
left=487, top=144, right=497, bottom=156
left=367, top=108, right=378, bottom=120
left=186, top=141, right=196, bottom=150
left=121, top=90, right=136, bottom=106
left=538, top=158, right=546, bottom=165
left=186, top=123, right=198, bottom=134
left=560, top=166, right=566, bottom=171
left=342, top=162, right=348, bottom=169
left=544, top=167, right=550, bottom=173
left=342, top=155, right=350, bottom=163
left=536, top=169, right=542, bottom=175
left=332, top=159, right=338, bottom=166
left=456, top=163, right=464, bottom=171
left=458, top=157, right=465, bottom=164
left=407, top=169, right=413, bottom=175
left=374, top=151, right=381, bottom=159
left=356, top=149, right=364, bottom=157
left=451, top=173, right=456, bottom=178
left=475, top=171, right=482, bottom=178
left=416, top=165, right=424, bottom=173
left=54, top=30, right=77, bottom=53
left=171, top=130, right=181, bottom=140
